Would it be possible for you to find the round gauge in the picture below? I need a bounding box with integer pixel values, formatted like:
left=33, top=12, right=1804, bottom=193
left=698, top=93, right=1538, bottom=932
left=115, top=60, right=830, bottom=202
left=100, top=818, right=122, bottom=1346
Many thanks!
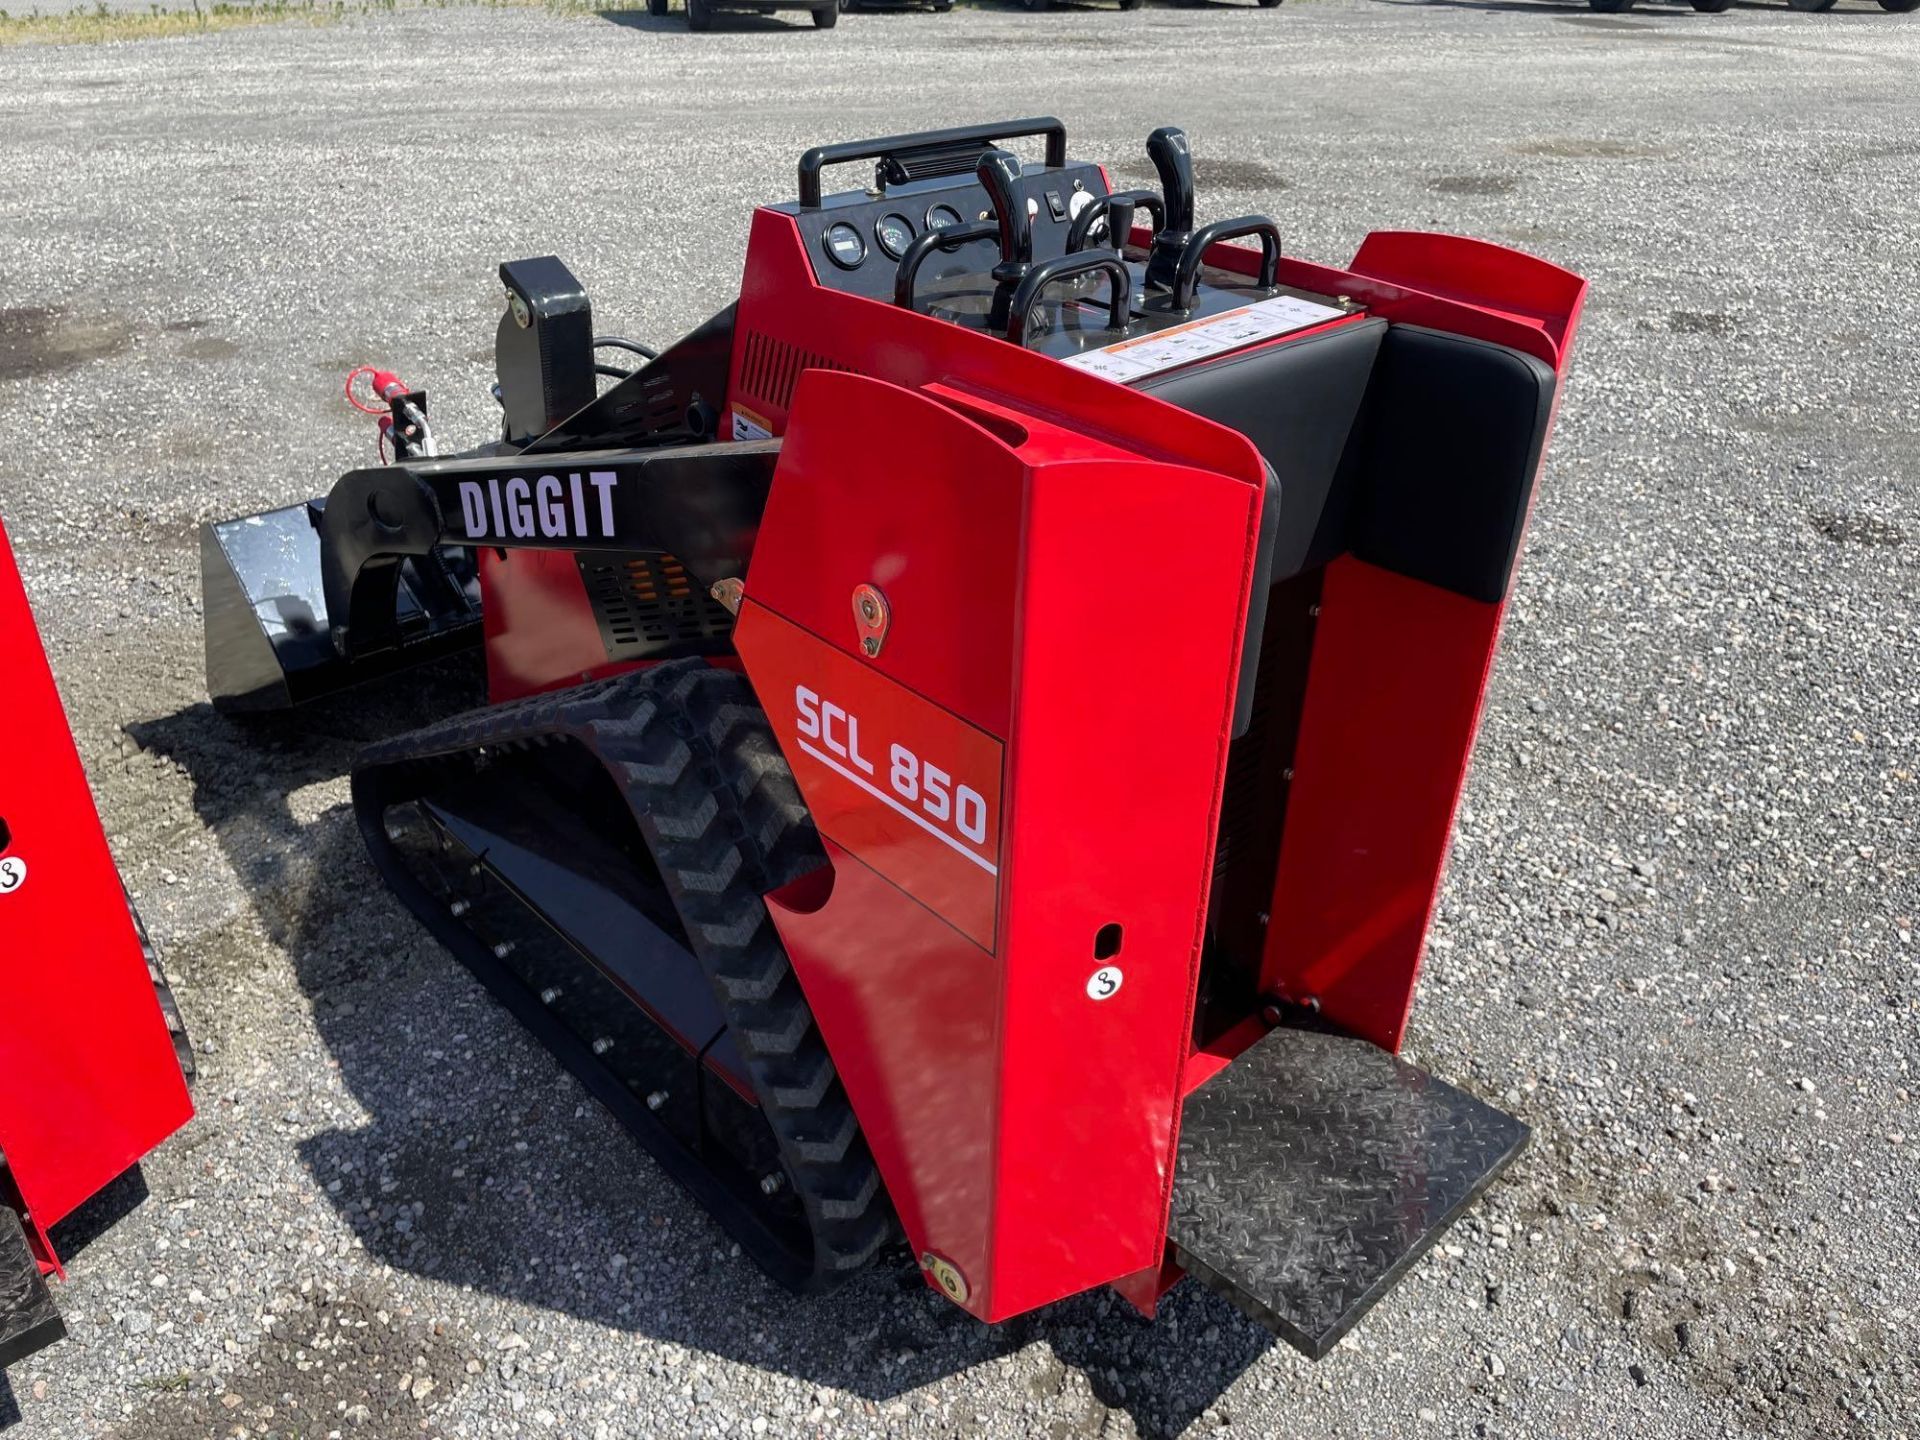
left=874, top=212, right=915, bottom=260
left=925, top=203, right=964, bottom=231
left=821, top=222, right=866, bottom=271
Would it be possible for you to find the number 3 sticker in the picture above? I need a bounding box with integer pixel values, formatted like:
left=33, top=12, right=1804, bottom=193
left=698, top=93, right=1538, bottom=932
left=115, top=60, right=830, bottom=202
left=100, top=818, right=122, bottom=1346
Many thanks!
left=0, top=856, right=26, bottom=894
left=1086, top=965, right=1123, bottom=1002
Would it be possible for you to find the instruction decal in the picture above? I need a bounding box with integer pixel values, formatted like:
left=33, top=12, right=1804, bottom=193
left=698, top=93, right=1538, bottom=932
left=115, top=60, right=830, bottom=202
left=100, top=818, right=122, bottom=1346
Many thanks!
left=1063, top=294, right=1351, bottom=385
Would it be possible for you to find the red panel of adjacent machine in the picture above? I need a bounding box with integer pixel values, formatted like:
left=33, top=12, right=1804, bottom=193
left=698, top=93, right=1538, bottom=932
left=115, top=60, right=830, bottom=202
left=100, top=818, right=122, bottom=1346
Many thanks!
left=0, top=519, right=193, bottom=1264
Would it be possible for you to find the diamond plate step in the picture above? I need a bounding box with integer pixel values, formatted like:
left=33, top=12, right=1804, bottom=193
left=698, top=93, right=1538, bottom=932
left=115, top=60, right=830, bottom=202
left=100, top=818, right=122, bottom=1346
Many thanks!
left=1169, top=1026, right=1528, bottom=1359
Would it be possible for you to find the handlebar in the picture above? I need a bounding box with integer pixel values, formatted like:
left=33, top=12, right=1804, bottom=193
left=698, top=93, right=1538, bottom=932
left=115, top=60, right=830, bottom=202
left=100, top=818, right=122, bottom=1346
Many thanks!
left=893, top=221, right=999, bottom=310
left=798, top=118, right=1069, bottom=208
left=1171, top=215, right=1283, bottom=310
left=1006, top=252, right=1132, bottom=348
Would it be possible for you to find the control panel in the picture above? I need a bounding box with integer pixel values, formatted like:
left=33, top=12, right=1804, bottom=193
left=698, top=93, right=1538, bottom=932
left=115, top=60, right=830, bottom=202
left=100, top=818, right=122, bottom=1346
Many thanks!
left=777, top=119, right=1361, bottom=384
left=776, top=163, right=1112, bottom=305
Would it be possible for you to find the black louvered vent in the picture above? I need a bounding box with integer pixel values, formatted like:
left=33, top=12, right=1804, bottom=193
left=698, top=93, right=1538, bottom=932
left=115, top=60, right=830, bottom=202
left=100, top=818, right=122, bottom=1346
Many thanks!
left=576, top=551, right=736, bottom=663
left=737, top=329, right=855, bottom=414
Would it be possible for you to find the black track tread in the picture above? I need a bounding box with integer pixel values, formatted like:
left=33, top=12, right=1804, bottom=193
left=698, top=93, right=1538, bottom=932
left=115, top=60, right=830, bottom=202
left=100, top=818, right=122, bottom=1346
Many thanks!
left=355, top=661, right=893, bottom=1284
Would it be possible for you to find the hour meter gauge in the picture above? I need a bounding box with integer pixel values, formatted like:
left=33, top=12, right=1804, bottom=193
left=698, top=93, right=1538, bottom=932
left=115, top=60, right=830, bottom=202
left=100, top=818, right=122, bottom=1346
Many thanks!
left=822, top=222, right=867, bottom=270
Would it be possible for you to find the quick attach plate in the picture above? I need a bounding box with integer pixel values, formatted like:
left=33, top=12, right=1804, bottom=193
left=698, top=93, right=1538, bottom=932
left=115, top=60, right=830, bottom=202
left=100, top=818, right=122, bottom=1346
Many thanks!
left=1168, top=1025, right=1528, bottom=1359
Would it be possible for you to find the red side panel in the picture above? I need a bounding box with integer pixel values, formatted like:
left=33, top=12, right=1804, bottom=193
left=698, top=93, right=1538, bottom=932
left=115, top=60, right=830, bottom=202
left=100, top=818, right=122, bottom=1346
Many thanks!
left=0, top=519, right=193, bottom=1265
left=1257, top=561, right=1504, bottom=1050
left=736, top=369, right=1261, bottom=1321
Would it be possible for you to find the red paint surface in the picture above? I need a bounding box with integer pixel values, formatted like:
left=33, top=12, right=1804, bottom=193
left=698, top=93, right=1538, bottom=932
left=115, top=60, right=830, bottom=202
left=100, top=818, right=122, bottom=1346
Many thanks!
left=1257, top=560, right=1506, bottom=1052
left=1247, top=237, right=1584, bottom=1056
left=0, top=519, right=193, bottom=1270
left=1194, top=227, right=1585, bottom=372
left=737, top=365, right=1262, bottom=1320
left=745, top=606, right=1003, bottom=951
left=480, top=547, right=642, bottom=703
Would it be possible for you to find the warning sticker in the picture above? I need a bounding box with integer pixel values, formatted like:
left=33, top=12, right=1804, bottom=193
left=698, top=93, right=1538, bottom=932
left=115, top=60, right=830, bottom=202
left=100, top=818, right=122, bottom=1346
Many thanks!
left=1062, top=294, right=1351, bottom=385
left=730, top=405, right=773, bottom=442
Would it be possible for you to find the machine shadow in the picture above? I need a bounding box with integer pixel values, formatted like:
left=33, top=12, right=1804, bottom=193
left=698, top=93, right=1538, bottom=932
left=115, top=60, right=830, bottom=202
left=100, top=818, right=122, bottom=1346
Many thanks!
left=128, top=677, right=1276, bottom=1438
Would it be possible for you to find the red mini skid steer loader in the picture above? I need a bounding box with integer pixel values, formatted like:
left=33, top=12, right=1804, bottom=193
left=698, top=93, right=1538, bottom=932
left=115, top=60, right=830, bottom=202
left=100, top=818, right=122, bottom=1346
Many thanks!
left=201, top=118, right=1585, bottom=1356
left=0, top=518, right=195, bottom=1375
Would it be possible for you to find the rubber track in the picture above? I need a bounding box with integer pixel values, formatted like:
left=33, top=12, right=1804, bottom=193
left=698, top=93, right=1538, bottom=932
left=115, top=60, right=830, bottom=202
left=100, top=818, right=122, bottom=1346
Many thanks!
left=353, top=660, right=892, bottom=1286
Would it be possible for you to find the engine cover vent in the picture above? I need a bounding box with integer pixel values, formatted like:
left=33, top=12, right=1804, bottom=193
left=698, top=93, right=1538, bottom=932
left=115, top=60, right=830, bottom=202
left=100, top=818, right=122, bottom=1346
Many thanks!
left=738, top=330, right=854, bottom=415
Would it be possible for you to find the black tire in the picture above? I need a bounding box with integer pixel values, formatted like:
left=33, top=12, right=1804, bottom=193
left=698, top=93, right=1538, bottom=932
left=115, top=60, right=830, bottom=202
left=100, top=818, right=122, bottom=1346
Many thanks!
left=1118, top=0, right=1142, bottom=8
left=1588, top=0, right=1635, bottom=10
left=931, top=0, right=952, bottom=9
left=1878, top=0, right=1920, bottom=10
left=1257, top=0, right=1283, bottom=7
left=1786, top=0, right=1836, bottom=9
left=686, top=0, right=712, bottom=28
left=1023, top=0, right=1050, bottom=11
left=813, top=1, right=838, bottom=23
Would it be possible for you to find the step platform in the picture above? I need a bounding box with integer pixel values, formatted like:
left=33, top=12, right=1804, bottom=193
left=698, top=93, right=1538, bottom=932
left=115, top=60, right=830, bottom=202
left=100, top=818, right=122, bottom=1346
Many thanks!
left=1169, top=1026, right=1528, bottom=1359
left=0, top=1206, right=64, bottom=1371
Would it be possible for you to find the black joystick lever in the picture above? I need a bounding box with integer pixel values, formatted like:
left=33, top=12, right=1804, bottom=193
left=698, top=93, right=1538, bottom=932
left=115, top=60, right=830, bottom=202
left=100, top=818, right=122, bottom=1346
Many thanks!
left=1143, top=126, right=1196, bottom=293
left=976, top=148, right=1034, bottom=331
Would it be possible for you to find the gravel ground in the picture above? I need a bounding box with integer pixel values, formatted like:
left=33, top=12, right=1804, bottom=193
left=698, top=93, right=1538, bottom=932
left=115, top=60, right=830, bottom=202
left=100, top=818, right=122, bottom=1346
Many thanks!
left=2, top=2, right=1918, bottom=1437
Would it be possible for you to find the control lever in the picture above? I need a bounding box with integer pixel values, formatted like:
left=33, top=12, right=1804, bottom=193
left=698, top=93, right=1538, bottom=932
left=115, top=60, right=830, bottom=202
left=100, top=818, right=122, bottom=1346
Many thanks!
left=1143, top=126, right=1196, bottom=292
left=1005, top=252, right=1131, bottom=349
left=975, top=148, right=1035, bottom=331
left=1169, top=216, right=1283, bottom=311
left=1066, top=190, right=1167, bottom=254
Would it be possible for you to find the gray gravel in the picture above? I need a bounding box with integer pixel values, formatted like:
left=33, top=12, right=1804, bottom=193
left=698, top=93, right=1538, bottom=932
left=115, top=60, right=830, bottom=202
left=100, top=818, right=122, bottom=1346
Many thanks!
left=2, top=2, right=1918, bottom=1437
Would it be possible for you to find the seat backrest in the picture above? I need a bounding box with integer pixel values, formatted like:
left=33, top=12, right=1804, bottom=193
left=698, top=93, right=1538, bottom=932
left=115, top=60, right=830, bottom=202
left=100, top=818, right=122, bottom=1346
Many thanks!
left=1344, top=324, right=1558, bottom=604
